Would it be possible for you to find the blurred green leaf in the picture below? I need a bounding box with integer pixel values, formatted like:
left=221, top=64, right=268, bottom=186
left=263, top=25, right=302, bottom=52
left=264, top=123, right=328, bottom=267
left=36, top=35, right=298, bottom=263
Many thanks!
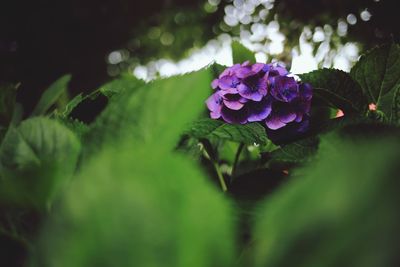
left=31, top=75, right=71, bottom=117
left=0, top=117, right=81, bottom=209
left=84, top=68, right=212, bottom=156
left=232, top=41, right=256, bottom=64
left=0, top=83, right=18, bottom=141
left=300, top=69, right=368, bottom=114
left=185, top=118, right=268, bottom=145
left=350, top=43, right=400, bottom=119
left=33, top=141, right=235, bottom=267
left=251, top=129, right=400, bottom=267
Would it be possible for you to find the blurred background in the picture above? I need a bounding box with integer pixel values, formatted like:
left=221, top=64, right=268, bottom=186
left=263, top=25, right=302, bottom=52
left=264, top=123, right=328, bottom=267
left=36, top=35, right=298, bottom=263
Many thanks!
left=0, top=0, right=398, bottom=114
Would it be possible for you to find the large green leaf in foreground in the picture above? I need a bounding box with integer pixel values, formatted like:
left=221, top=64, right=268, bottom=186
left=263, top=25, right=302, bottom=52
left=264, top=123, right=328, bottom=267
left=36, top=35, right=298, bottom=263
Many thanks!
left=251, top=128, right=400, bottom=267
left=33, top=134, right=234, bottom=267
left=85, top=68, right=213, bottom=155
left=0, top=117, right=81, bottom=209
left=33, top=67, right=234, bottom=267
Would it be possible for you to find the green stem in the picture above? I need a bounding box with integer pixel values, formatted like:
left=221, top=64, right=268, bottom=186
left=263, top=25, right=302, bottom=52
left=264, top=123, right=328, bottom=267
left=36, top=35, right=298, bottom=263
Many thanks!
left=212, top=161, right=228, bottom=192
left=232, top=143, right=244, bottom=177
left=200, top=139, right=227, bottom=192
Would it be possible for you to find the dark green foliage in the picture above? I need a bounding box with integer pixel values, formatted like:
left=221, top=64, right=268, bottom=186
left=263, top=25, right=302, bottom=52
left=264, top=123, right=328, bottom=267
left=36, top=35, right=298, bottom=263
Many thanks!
left=300, top=69, right=368, bottom=114
left=1, top=40, right=400, bottom=267
left=31, top=75, right=71, bottom=117
left=0, top=117, right=81, bottom=209
left=269, top=137, right=319, bottom=163
left=350, top=43, right=400, bottom=119
left=0, top=83, right=18, bottom=141
left=185, top=118, right=268, bottom=145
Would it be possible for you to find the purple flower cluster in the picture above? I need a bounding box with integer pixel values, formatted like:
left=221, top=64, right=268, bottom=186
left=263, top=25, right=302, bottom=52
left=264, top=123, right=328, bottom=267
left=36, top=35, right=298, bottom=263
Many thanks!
left=206, top=61, right=312, bottom=130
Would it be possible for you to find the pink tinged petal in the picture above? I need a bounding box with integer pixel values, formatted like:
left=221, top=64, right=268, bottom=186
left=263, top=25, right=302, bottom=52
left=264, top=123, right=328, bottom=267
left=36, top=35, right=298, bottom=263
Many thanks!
left=223, top=99, right=245, bottom=110
left=210, top=111, right=221, bottom=119
left=265, top=115, right=286, bottom=130
left=211, top=79, right=219, bottom=89
left=206, top=93, right=222, bottom=112
left=241, top=61, right=251, bottom=66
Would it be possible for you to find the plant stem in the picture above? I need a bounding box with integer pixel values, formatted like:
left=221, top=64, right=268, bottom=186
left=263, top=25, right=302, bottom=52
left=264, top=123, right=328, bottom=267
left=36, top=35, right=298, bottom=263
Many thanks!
left=232, top=143, right=244, bottom=177
left=212, top=161, right=228, bottom=192
left=200, top=139, right=228, bottom=192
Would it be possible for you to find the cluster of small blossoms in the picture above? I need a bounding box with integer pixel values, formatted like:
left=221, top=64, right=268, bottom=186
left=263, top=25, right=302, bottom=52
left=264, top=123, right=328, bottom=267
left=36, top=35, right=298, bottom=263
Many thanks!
left=206, top=61, right=312, bottom=130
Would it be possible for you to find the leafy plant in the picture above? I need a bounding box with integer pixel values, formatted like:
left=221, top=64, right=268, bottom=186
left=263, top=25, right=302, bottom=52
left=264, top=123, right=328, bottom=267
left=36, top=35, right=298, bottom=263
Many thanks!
left=0, top=41, right=400, bottom=267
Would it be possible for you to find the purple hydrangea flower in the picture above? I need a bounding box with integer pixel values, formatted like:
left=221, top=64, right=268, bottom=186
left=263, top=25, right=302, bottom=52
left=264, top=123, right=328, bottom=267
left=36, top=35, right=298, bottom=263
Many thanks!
left=206, top=62, right=312, bottom=132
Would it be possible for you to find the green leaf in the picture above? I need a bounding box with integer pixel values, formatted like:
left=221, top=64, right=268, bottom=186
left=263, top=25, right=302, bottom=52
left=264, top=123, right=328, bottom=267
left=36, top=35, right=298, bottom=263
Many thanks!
left=57, top=93, right=84, bottom=118
left=251, top=131, right=400, bottom=267
left=269, top=137, right=319, bottom=163
left=99, top=74, right=145, bottom=98
left=84, top=68, right=212, bottom=156
left=31, top=75, right=71, bottom=117
left=185, top=118, right=269, bottom=145
left=350, top=43, right=400, bottom=119
left=0, top=117, right=81, bottom=209
left=392, top=86, right=400, bottom=124
left=32, top=135, right=234, bottom=267
left=232, top=40, right=256, bottom=64
left=300, top=69, right=368, bottom=114
left=0, top=82, right=18, bottom=140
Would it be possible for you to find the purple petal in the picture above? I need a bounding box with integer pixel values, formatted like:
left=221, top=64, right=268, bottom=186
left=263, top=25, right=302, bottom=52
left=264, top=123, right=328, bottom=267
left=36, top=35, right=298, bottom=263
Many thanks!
left=257, top=75, right=268, bottom=96
left=270, top=76, right=299, bottom=102
left=220, top=64, right=240, bottom=78
left=251, top=63, right=265, bottom=73
left=247, top=98, right=272, bottom=122
left=206, top=93, right=222, bottom=113
left=278, top=111, right=296, bottom=123
left=211, top=79, right=219, bottom=89
left=265, top=115, right=286, bottom=130
left=210, top=110, right=221, bottom=119
left=299, top=82, right=313, bottom=101
left=294, top=112, right=303, bottom=122
left=221, top=106, right=248, bottom=124
left=235, top=66, right=254, bottom=79
left=223, top=99, right=245, bottom=110
left=217, top=87, right=238, bottom=96
left=218, top=76, right=238, bottom=90
left=237, top=84, right=263, bottom=101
